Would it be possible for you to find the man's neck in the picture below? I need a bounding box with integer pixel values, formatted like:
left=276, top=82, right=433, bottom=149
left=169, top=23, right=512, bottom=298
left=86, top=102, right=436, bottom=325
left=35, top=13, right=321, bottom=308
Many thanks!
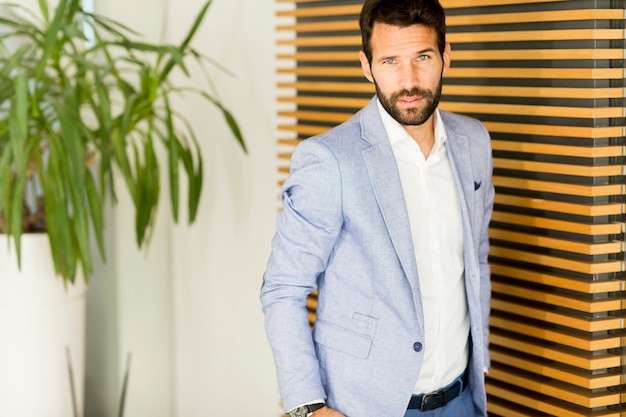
left=404, top=116, right=436, bottom=159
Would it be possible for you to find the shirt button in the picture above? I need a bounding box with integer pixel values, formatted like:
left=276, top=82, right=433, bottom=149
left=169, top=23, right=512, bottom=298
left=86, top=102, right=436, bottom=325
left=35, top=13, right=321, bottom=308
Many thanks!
left=413, top=342, right=423, bottom=352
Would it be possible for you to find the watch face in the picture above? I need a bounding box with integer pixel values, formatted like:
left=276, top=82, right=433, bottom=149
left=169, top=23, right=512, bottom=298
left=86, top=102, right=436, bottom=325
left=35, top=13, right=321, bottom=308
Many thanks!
left=289, top=407, right=307, bottom=417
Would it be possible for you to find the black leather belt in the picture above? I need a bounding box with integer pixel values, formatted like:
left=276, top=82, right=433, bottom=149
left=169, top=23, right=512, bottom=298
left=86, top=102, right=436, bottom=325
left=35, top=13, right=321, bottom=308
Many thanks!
left=407, top=369, right=469, bottom=412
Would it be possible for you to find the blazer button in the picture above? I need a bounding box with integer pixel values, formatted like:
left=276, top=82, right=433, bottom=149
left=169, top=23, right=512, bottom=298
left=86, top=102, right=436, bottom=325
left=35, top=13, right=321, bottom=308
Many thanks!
left=413, top=342, right=423, bottom=352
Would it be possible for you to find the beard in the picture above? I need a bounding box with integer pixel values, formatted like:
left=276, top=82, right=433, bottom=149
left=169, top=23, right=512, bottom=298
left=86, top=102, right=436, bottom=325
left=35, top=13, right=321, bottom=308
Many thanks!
left=375, top=76, right=443, bottom=126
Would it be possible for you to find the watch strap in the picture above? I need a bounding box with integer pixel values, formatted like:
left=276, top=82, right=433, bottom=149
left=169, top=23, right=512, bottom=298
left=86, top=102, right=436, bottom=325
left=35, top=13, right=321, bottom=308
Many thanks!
left=306, top=402, right=325, bottom=415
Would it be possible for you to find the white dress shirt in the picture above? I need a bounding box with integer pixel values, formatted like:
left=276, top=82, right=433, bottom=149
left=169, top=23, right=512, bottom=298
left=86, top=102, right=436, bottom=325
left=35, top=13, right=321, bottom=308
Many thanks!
left=377, top=100, right=470, bottom=394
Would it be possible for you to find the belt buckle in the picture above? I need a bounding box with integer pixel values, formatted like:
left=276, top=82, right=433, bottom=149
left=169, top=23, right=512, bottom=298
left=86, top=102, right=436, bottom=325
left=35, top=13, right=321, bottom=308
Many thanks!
left=421, top=391, right=445, bottom=411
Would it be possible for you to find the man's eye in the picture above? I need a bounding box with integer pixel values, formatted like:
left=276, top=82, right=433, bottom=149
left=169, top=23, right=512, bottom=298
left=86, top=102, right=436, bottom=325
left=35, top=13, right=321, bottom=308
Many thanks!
left=417, top=55, right=429, bottom=62
left=383, top=58, right=395, bottom=64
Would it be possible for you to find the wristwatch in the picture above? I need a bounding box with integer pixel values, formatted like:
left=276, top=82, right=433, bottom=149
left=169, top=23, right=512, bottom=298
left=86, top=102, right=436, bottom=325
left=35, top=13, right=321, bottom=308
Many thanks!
left=288, top=402, right=325, bottom=417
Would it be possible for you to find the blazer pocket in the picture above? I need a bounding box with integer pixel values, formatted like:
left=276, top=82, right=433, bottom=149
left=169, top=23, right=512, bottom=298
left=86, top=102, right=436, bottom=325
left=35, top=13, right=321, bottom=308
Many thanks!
left=313, top=319, right=373, bottom=359
left=352, top=312, right=378, bottom=335
left=473, top=178, right=486, bottom=201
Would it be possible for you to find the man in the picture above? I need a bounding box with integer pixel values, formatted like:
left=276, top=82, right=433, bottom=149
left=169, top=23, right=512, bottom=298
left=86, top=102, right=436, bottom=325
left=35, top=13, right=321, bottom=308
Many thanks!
left=261, top=0, right=494, bottom=416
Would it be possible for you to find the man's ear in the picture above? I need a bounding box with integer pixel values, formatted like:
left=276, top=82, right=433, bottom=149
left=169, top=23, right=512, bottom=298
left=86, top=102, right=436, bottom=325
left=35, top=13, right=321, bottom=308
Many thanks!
left=359, top=50, right=374, bottom=83
left=442, top=42, right=451, bottom=75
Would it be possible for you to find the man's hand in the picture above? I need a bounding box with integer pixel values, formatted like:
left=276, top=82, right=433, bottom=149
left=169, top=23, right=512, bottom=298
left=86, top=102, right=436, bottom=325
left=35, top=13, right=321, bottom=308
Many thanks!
left=312, top=406, right=346, bottom=417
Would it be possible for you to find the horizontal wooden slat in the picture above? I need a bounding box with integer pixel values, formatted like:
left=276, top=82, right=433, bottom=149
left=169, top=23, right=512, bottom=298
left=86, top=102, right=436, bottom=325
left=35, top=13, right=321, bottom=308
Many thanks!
left=492, top=141, right=625, bottom=158
left=278, top=96, right=623, bottom=122
left=441, top=102, right=625, bottom=119
left=489, top=246, right=624, bottom=275
left=276, top=138, right=300, bottom=147
left=276, top=51, right=358, bottom=61
left=276, top=4, right=360, bottom=17
left=494, top=194, right=625, bottom=217
left=490, top=347, right=622, bottom=390
left=449, top=29, right=624, bottom=43
left=490, top=314, right=622, bottom=352
left=278, top=123, right=626, bottom=144
left=490, top=228, right=623, bottom=256
left=278, top=138, right=626, bottom=166
left=447, top=9, right=624, bottom=25
left=491, top=211, right=624, bottom=235
left=489, top=329, right=621, bottom=370
left=278, top=110, right=351, bottom=124
left=445, top=85, right=624, bottom=99
left=488, top=367, right=622, bottom=409
left=276, top=0, right=572, bottom=12
left=492, top=280, right=623, bottom=314
left=278, top=95, right=368, bottom=108
left=276, top=67, right=362, bottom=77
left=277, top=30, right=623, bottom=47
left=487, top=121, right=622, bottom=138
left=447, top=68, right=624, bottom=80
left=487, top=383, right=623, bottom=417
left=277, top=35, right=359, bottom=47
left=277, top=21, right=358, bottom=33
left=441, top=0, right=567, bottom=7
left=491, top=297, right=625, bottom=332
left=487, top=399, right=538, bottom=417
left=277, top=66, right=625, bottom=81
left=490, top=263, right=625, bottom=294
left=493, top=158, right=624, bottom=177
left=279, top=117, right=622, bottom=141
left=277, top=10, right=626, bottom=32
left=278, top=82, right=624, bottom=100
left=277, top=123, right=327, bottom=136
left=277, top=10, right=624, bottom=30
left=451, top=49, right=624, bottom=60
left=278, top=81, right=371, bottom=92
left=492, top=176, right=625, bottom=197
left=278, top=49, right=624, bottom=61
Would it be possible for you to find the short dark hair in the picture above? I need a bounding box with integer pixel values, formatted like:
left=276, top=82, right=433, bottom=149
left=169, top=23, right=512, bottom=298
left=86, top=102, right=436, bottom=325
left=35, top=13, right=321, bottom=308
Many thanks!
left=359, top=0, right=447, bottom=63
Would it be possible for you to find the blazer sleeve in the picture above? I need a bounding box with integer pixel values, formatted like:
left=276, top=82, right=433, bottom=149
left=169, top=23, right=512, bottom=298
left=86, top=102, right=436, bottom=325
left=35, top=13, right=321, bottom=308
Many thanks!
left=260, top=138, right=343, bottom=411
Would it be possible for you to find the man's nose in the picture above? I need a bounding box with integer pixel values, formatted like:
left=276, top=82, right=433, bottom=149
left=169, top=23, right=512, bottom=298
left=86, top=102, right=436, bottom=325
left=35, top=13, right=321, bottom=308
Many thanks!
left=399, top=63, right=421, bottom=89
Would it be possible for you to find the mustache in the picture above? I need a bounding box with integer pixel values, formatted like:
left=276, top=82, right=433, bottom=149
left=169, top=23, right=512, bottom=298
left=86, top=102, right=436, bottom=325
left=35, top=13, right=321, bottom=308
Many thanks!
left=391, top=87, right=435, bottom=102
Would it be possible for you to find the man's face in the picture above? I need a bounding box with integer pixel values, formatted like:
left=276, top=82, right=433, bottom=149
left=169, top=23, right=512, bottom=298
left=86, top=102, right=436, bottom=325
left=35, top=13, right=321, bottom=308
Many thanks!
left=359, top=23, right=450, bottom=126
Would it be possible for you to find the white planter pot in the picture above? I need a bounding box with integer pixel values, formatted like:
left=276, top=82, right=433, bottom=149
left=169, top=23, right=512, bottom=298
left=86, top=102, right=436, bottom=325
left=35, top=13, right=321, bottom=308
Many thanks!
left=0, top=234, right=86, bottom=417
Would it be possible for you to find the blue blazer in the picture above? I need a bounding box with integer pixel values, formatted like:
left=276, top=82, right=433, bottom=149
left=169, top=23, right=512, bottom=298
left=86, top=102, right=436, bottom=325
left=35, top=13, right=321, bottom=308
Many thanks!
left=261, top=98, right=494, bottom=417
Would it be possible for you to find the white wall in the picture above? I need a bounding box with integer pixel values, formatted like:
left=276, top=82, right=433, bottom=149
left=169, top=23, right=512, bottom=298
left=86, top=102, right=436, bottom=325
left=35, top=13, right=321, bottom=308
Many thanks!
left=85, top=0, right=280, bottom=416
left=167, top=0, right=280, bottom=415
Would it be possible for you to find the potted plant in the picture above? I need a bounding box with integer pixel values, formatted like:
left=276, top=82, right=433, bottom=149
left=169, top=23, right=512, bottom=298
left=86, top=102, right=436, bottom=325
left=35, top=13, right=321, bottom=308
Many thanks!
left=0, top=0, right=245, bottom=415
left=0, top=0, right=246, bottom=283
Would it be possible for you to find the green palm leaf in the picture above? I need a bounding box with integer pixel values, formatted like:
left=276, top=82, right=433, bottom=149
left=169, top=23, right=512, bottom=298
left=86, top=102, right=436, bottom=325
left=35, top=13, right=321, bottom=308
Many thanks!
left=0, top=0, right=246, bottom=283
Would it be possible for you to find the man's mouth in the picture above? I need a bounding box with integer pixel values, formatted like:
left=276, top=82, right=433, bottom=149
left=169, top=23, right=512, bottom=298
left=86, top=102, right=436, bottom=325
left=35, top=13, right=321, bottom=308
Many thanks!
left=398, top=96, right=422, bottom=105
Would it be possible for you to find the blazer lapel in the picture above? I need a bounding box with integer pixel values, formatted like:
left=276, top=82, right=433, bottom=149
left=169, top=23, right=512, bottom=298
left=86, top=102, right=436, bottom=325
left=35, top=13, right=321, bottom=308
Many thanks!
left=444, top=119, right=474, bottom=224
left=441, top=112, right=480, bottom=298
left=359, top=100, right=420, bottom=290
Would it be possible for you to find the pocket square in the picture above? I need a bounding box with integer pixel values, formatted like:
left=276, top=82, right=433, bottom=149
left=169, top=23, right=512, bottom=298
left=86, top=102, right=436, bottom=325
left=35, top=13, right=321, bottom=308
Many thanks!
left=474, top=181, right=481, bottom=191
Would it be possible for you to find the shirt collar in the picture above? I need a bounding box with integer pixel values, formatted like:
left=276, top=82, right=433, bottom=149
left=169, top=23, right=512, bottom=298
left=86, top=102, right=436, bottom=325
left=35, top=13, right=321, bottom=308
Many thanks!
left=376, top=98, right=447, bottom=149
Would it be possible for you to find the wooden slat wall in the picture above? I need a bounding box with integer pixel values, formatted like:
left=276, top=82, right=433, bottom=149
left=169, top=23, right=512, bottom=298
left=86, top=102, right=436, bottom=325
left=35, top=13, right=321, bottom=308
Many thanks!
left=275, top=1, right=626, bottom=416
